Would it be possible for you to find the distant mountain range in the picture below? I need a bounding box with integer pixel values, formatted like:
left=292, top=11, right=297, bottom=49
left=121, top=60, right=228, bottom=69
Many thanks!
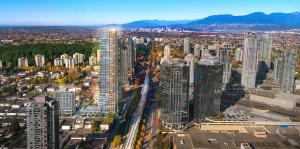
left=124, top=19, right=193, bottom=28
left=112, top=12, right=300, bottom=31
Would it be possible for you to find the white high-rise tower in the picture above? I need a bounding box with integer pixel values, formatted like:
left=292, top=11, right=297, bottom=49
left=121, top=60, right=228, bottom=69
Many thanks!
left=99, top=29, right=119, bottom=115
left=241, top=32, right=257, bottom=89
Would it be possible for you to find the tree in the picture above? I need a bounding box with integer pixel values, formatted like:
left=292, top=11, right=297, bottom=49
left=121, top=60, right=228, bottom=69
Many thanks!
left=146, top=133, right=153, bottom=141
left=154, top=131, right=164, bottom=149
left=141, top=124, right=146, bottom=132
left=106, top=112, right=116, bottom=124
left=153, top=131, right=171, bottom=149
left=91, top=120, right=100, bottom=132
left=112, top=135, right=122, bottom=148
left=0, top=42, right=98, bottom=67
left=136, top=44, right=147, bottom=57
left=170, top=50, right=184, bottom=58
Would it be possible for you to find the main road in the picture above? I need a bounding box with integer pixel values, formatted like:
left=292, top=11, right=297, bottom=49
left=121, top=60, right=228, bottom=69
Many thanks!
left=122, top=70, right=150, bottom=149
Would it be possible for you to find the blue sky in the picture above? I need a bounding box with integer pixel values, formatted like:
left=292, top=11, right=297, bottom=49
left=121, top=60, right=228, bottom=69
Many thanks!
left=0, top=0, right=299, bottom=25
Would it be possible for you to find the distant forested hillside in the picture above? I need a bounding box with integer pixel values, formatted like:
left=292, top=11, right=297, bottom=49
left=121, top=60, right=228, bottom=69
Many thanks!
left=0, top=42, right=99, bottom=67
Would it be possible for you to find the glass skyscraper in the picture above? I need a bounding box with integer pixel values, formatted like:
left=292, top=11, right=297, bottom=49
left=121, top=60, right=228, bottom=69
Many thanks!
left=184, top=37, right=191, bottom=55
left=280, top=49, right=297, bottom=93
left=217, top=48, right=232, bottom=89
left=120, top=37, right=133, bottom=85
left=160, top=58, right=190, bottom=129
left=99, top=29, right=119, bottom=115
left=274, top=57, right=283, bottom=81
left=257, top=34, right=272, bottom=69
left=241, top=32, right=257, bottom=89
left=194, top=54, right=223, bottom=122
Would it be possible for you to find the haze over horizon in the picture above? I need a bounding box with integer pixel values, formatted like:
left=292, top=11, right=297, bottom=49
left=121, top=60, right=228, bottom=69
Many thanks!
left=0, top=0, right=300, bottom=26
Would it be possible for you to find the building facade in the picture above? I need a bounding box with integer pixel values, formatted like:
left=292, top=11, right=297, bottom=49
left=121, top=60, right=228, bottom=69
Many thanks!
left=280, top=49, right=297, bottom=93
left=18, top=57, right=28, bottom=67
left=257, top=34, right=272, bottom=69
left=26, top=94, right=59, bottom=149
left=160, top=58, right=190, bottom=129
left=184, top=37, right=191, bottom=55
left=194, top=54, right=223, bottom=122
left=217, top=48, right=232, bottom=89
left=89, top=55, right=97, bottom=66
left=34, top=54, right=45, bottom=67
left=184, top=54, right=195, bottom=101
left=99, top=29, right=119, bottom=115
left=54, top=58, right=64, bottom=67
left=235, top=48, right=243, bottom=61
left=73, top=53, right=85, bottom=65
left=65, top=57, right=75, bottom=68
left=274, top=57, right=283, bottom=81
left=241, top=32, right=257, bottom=89
left=164, top=45, right=171, bottom=58
left=54, top=88, right=76, bottom=115
left=96, top=49, right=101, bottom=63
left=193, top=44, right=202, bottom=60
left=125, top=37, right=135, bottom=70
left=161, top=45, right=171, bottom=64
left=120, top=37, right=133, bottom=85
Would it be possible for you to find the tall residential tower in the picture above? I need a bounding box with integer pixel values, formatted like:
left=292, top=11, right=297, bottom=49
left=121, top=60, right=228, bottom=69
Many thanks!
left=241, top=32, right=257, bottom=89
left=217, top=48, right=232, bottom=89
left=194, top=54, right=223, bottom=122
left=34, top=54, right=45, bottom=67
left=99, top=29, right=119, bottom=115
left=280, top=49, right=297, bottom=93
left=26, top=94, right=59, bottom=149
left=160, top=58, right=190, bottom=129
left=184, top=37, right=191, bottom=55
left=257, top=34, right=272, bottom=69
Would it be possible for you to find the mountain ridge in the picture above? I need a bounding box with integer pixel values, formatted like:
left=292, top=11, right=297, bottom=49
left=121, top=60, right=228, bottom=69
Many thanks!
left=118, top=12, right=300, bottom=30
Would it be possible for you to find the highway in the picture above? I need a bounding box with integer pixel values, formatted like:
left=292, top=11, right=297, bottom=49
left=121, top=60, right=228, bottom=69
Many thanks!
left=122, top=70, right=150, bottom=149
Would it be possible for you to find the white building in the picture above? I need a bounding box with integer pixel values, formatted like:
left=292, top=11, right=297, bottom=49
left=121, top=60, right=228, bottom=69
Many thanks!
left=73, top=53, right=85, bottom=65
left=184, top=37, right=191, bottom=55
left=65, top=57, right=75, bottom=68
left=235, top=48, right=243, bottom=61
left=217, top=48, right=232, bottom=89
left=34, top=54, right=45, bottom=67
left=257, top=34, right=272, bottom=69
left=54, top=58, right=64, bottom=67
left=184, top=54, right=195, bottom=101
left=18, top=57, right=28, bottom=67
left=161, top=45, right=171, bottom=64
left=280, top=49, right=297, bottom=93
left=164, top=45, right=171, bottom=58
left=89, top=55, right=97, bottom=66
left=60, top=54, right=69, bottom=59
left=241, top=32, right=257, bottom=89
left=96, top=49, right=100, bottom=63
left=274, top=57, right=282, bottom=81
left=194, top=44, right=202, bottom=60
left=0, top=60, right=3, bottom=69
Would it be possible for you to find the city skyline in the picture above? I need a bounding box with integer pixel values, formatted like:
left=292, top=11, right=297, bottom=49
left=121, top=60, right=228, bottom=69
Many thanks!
left=0, top=0, right=300, bottom=25
left=1, top=1, right=300, bottom=148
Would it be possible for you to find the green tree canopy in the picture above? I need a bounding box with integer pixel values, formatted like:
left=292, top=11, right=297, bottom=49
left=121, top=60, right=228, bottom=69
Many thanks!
left=0, top=42, right=99, bottom=67
left=91, top=120, right=100, bottom=133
